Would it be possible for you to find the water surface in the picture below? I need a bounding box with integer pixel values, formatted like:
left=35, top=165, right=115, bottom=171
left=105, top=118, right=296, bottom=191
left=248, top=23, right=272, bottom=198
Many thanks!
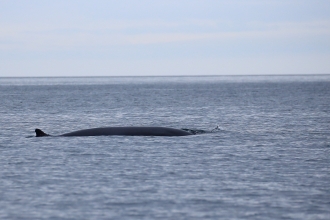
left=0, top=75, right=329, bottom=219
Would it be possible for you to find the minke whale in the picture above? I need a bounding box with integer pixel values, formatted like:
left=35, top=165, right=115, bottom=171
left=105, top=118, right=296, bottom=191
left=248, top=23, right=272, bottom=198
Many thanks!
left=35, top=127, right=193, bottom=137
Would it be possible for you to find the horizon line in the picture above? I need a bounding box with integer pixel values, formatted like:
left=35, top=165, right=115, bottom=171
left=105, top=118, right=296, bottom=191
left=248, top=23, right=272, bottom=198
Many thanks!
left=1, top=73, right=330, bottom=78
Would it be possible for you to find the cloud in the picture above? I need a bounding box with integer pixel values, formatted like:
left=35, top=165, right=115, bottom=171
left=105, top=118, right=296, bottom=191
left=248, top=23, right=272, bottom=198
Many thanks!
left=1, top=19, right=330, bottom=52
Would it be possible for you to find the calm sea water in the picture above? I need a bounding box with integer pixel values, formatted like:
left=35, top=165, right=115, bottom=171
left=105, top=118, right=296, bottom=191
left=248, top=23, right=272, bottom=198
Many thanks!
left=0, top=75, right=329, bottom=219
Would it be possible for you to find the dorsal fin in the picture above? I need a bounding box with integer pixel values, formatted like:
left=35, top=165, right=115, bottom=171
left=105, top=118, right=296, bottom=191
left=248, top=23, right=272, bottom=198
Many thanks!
left=35, top=128, right=50, bottom=137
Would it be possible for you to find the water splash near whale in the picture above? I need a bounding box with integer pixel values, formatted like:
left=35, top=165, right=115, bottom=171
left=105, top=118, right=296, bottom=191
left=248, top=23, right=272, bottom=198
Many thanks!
left=181, top=125, right=222, bottom=135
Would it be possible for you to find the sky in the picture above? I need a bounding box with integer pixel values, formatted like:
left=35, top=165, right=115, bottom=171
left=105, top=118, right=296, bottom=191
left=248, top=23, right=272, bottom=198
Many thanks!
left=0, top=0, right=330, bottom=77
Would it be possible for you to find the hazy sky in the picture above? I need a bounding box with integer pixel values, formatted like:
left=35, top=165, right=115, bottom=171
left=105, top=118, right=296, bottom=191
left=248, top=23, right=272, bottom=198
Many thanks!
left=1, top=0, right=330, bottom=77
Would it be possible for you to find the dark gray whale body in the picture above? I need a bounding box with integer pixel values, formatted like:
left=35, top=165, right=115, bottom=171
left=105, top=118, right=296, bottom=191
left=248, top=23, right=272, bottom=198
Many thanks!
left=35, top=127, right=193, bottom=137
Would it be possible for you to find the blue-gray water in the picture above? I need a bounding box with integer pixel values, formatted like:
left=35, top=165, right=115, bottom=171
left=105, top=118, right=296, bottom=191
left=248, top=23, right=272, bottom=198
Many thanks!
left=0, top=75, right=329, bottom=219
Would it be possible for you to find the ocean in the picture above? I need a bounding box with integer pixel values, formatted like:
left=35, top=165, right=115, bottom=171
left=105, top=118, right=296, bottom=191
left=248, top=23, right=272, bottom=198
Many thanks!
left=0, top=75, right=329, bottom=219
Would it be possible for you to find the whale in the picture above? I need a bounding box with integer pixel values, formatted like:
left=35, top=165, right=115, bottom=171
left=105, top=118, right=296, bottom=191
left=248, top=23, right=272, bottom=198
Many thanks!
left=35, top=127, right=193, bottom=137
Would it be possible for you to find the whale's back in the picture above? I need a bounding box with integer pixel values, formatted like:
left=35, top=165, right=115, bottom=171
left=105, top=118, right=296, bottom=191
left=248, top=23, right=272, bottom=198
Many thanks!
left=60, top=127, right=192, bottom=136
left=35, top=127, right=193, bottom=137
